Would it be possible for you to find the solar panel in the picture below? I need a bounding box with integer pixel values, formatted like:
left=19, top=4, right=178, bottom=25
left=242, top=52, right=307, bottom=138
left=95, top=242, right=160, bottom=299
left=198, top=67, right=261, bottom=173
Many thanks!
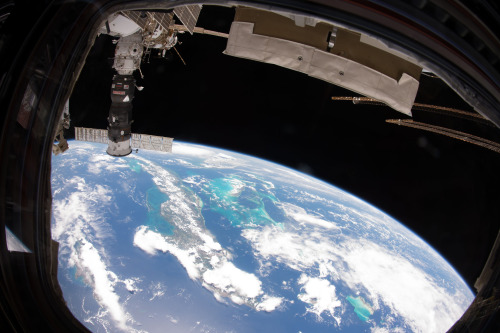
left=75, top=127, right=108, bottom=144
left=131, top=132, right=141, bottom=149
left=173, top=5, right=202, bottom=34
left=151, top=12, right=174, bottom=32
left=121, top=11, right=149, bottom=30
left=131, top=132, right=173, bottom=152
left=76, top=128, right=173, bottom=153
left=122, top=7, right=202, bottom=39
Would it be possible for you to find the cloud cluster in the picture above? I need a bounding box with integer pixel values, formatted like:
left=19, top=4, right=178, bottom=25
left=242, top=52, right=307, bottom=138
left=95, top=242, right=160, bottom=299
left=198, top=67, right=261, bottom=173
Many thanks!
left=298, top=274, right=342, bottom=325
left=242, top=216, right=472, bottom=332
left=77, top=240, right=130, bottom=330
left=134, top=226, right=282, bottom=312
left=279, top=202, right=340, bottom=230
left=171, top=143, right=212, bottom=157
left=87, top=154, right=128, bottom=175
left=202, top=153, right=244, bottom=169
left=52, top=174, right=141, bottom=332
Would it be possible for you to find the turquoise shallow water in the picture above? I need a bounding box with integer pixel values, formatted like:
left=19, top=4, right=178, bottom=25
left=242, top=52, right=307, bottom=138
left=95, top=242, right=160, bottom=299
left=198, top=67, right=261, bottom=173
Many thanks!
left=208, top=176, right=278, bottom=228
left=146, top=186, right=173, bottom=235
left=347, top=296, right=373, bottom=322
left=51, top=141, right=475, bottom=333
left=128, top=159, right=142, bottom=173
left=69, top=261, right=86, bottom=286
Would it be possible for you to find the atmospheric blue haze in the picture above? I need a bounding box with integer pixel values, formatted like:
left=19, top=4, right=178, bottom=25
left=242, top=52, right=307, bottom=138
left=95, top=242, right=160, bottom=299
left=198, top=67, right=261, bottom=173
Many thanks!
left=50, top=141, right=474, bottom=332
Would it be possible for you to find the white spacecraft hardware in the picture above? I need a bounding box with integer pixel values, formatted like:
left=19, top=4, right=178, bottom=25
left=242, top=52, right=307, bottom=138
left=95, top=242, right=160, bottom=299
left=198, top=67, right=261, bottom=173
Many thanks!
left=75, top=127, right=173, bottom=153
left=58, top=5, right=425, bottom=157
left=223, top=7, right=423, bottom=116
left=98, top=5, right=202, bottom=156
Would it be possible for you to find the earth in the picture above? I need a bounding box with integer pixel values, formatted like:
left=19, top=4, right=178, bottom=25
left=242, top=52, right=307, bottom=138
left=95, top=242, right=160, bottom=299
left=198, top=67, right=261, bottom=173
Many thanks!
left=51, top=140, right=473, bottom=332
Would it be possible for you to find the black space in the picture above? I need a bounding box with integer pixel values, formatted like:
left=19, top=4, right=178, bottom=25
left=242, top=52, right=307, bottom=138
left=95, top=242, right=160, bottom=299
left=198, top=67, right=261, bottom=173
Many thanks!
left=69, top=6, right=500, bottom=291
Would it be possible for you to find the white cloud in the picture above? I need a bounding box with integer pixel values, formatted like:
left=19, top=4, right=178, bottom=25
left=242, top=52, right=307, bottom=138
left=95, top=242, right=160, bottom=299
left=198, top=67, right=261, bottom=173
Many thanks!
left=133, top=226, right=202, bottom=279
left=371, top=327, right=392, bottom=333
left=202, top=261, right=263, bottom=299
left=242, top=226, right=340, bottom=272
left=77, top=240, right=130, bottom=331
left=149, top=282, right=166, bottom=301
left=52, top=178, right=113, bottom=242
left=341, top=242, right=469, bottom=332
left=201, top=153, right=244, bottom=169
left=123, top=278, right=142, bottom=294
left=280, top=202, right=340, bottom=230
left=166, top=315, right=178, bottom=324
left=169, top=158, right=195, bottom=167
left=242, top=225, right=472, bottom=332
left=52, top=174, right=139, bottom=332
left=297, top=274, right=342, bottom=324
left=227, top=177, right=246, bottom=196
left=171, top=142, right=212, bottom=157
left=87, top=154, right=127, bottom=175
left=256, top=295, right=284, bottom=312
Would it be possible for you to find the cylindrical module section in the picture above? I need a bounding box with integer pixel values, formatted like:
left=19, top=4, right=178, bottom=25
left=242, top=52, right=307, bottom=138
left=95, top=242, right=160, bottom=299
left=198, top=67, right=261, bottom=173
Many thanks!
left=107, top=74, right=135, bottom=156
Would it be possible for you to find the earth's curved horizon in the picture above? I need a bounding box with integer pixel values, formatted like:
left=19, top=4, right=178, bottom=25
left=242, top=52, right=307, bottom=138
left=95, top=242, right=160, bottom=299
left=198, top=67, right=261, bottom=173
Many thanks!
left=51, top=140, right=473, bottom=332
